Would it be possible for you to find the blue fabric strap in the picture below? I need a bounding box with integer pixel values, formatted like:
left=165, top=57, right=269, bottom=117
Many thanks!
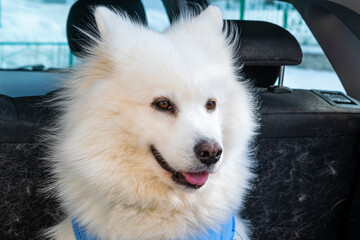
left=197, top=214, right=235, bottom=240
left=72, top=214, right=235, bottom=240
left=72, top=219, right=98, bottom=240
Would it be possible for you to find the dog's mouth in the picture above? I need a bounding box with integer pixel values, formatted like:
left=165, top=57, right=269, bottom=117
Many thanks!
left=150, top=145, right=209, bottom=189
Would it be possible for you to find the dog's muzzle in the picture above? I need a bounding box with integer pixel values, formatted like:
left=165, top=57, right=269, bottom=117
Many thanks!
left=150, top=145, right=219, bottom=189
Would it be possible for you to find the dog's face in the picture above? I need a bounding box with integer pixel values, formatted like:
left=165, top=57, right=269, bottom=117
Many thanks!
left=60, top=7, right=254, bottom=196
left=140, top=65, right=227, bottom=189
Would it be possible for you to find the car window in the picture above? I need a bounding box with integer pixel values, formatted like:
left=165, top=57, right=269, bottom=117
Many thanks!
left=0, top=0, right=346, bottom=93
left=0, top=0, right=75, bottom=69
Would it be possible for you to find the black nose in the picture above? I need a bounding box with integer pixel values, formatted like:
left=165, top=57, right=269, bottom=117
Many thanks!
left=194, top=141, right=222, bottom=165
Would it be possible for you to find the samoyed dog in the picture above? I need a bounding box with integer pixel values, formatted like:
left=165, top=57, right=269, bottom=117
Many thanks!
left=46, top=5, right=257, bottom=240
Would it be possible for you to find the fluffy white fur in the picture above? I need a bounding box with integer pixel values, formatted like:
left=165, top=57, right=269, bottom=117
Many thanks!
left=45, top=6, right=257, bottom=240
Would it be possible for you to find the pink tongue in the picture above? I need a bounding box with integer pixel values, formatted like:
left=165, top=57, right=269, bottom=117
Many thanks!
left=184, top=172, right=209, bottom=186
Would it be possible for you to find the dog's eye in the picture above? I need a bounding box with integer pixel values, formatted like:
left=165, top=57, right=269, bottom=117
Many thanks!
left=153, top=98, right=173, bottom=112
left=206, top=100, right=216, bottom=111
left=157, top=100, right=170, bottom=109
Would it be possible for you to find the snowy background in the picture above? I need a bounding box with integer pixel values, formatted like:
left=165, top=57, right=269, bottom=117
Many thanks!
left=0, top=0, right=345, bottom=94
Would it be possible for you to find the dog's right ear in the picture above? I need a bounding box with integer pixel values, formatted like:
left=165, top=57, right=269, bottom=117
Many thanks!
left=93, top=6, right=139, bottom=42
left=94, top=6, right=118, bottom=37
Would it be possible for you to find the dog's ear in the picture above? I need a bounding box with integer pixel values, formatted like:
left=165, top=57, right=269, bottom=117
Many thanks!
left=194, top=6, right=223, bottom=32
left=94, top=6, right=119, bottom=37
left=94, top=6, right=141, bottom=43
left=167, top=6, right=224, bottom=44
left=173, top=6, right=223, bottom=35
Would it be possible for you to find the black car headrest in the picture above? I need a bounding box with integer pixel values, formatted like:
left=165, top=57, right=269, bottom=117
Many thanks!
left=67, top=0, right=147, bottom=56
left=226, top=20, right=302, bottom=87
left=67, top=0, right=188, bottom=57
left=228, top=20, right=302, bottom=66
left=67, top=2, right=302, bottom=87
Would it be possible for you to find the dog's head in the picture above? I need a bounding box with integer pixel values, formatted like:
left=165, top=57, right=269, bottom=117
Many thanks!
left=55, top=6, right=256, bottom=202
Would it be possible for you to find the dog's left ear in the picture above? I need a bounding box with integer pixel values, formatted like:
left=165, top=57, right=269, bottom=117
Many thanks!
left=166, top=6, right=226, bottom=49
left=194, top=6, right=224, bottom=32
left=168, top=6, right=224, bottom=36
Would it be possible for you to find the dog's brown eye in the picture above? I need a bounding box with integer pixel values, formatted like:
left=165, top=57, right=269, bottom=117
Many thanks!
left=157, top=100, right=170, bottom=109
left=153, top=98, right=173, bottom=112
left=152, top=97, right=177, bottom=115
left=206, top=100, right=216, bottom=111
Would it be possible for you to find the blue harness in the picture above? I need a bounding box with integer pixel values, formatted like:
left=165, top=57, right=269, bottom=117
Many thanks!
left=72, top=214, right=237, bottom=240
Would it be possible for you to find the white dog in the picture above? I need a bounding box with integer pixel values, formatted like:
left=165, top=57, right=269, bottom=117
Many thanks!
left=45, top=6, right=257, bottom=240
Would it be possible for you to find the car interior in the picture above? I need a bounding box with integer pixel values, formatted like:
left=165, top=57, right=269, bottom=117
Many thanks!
left=0, top=0, right=359, bottom=239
